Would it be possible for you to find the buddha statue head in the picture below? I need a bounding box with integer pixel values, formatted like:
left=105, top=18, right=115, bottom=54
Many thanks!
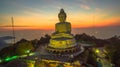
left=58, top=9, right=67, bottom=22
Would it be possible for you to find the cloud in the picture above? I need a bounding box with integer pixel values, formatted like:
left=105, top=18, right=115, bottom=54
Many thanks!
left=80, top=4, right=91, bottom=10
left=77, top=0, right=94, bottom=4
left=95, top=8, right=102, bottom=12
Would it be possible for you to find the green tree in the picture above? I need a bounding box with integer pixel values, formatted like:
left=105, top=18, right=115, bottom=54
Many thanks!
left=0, top=46, right=16, bottom=61
left=104, top=36, right=120, bottom=67
left=15, top=41, right=34, bottom=56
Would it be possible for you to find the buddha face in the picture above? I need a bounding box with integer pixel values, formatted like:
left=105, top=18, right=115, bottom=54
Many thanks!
left=58, top=14, right=66, bottom=22
left=58, top=9, right=67, bottom=22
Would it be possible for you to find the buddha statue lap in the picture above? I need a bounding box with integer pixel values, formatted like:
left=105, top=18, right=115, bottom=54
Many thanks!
left=55, top=22, right=71, bottom=34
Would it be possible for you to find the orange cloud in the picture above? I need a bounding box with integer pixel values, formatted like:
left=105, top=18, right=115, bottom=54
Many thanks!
left=80, top=4, right=91, bottom=10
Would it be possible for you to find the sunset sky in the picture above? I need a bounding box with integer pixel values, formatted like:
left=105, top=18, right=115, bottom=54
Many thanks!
left=0, top=0, right=120, bottom=30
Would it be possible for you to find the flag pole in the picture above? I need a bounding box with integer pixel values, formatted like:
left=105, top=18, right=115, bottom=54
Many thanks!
left=11, top=17, right=15, bottom=44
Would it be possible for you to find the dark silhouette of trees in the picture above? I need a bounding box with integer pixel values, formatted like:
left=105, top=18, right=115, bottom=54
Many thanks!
left=15, top=39, right=34, bottom=56
left=0, top=46, right=16, bottom=62
left=37, top=34, right=51, bottom=47
left=31, top=39, right=39, bottom=48
left=105, top=36, right=120, bottom=67
left=75, top=33, right=96, bottom=44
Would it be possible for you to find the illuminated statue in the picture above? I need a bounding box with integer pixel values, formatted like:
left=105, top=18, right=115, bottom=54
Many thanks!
left=34, top=9, right=83, bottom=67
left=52, top=9, right=74, bottom=39
left=47, top=9, right=76, bottom=49
left=55, top=9, right=71, bottom=34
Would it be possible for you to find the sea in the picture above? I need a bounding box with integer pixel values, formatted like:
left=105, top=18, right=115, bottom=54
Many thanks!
left=0, top=26, right=120, bottom=49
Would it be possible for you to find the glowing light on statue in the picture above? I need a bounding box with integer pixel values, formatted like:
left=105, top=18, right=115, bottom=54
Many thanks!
left=48, top=9, right=77, bottom=49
